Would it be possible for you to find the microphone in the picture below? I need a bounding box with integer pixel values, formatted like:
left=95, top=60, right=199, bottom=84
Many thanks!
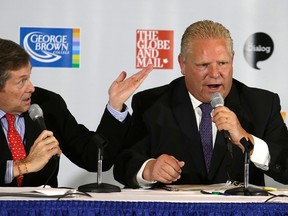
left=28, top=104, right=47, bottom=131
left=78, top=133, right=121, bottom=193
left=28, top=104, right=58, bottom=160
left=209, top=92, right=232, bottom=157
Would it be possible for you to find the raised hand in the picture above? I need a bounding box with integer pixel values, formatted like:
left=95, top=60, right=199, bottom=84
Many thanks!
left=108, top=64, right=153, bottom=111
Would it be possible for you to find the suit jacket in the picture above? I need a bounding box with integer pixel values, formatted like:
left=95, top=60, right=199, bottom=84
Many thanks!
left=0, top=87, right=130, bottom=187
left=114, top=76, right=288, bottom=188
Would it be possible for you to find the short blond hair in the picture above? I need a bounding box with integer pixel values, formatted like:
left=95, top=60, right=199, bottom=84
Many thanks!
left=180, top=20, right=233, bottom=61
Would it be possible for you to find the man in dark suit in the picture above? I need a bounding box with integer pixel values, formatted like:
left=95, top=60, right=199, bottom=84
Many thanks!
left=0, top=38, right=153, bottom=187
left=113, top=20, right=288, bottom=188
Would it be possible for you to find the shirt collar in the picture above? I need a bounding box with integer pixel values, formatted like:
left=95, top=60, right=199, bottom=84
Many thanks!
left=187, top=92, right=202, bottom=110
left=0, top=109, right=23, bottom=119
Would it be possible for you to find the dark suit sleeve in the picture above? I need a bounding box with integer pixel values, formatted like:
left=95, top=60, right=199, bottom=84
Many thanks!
left=96, top=107, right=131, bottom=171
left=261, top=93, right=288, bottom=184
left=35, top=88, right=130, bottom=173
left=0, top=131, right=10, bottom=185
left=55, top=99, right=130, bottom=172
left=0, top=162, right=7, bottom=186
left=113, top=92, right=156, bottom=188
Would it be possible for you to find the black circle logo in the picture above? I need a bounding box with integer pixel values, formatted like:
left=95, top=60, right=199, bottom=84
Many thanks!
left=243, top=32, right=274, bottom=70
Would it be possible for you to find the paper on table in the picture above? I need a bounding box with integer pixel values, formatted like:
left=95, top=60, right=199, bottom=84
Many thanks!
left=0, top=186, right=79, bottom=198
left=162, top=182, right=277, bottom=193
left=162, top=182, right=247, bottom=192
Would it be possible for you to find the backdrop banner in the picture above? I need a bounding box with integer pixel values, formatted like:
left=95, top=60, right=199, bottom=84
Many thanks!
left=1, top=0, right=287, bottom=188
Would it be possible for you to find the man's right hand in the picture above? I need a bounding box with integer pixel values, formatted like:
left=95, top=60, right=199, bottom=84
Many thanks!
left=142, top=154, right=185, bottom=184
left=21, top=130, right=61, bottom=174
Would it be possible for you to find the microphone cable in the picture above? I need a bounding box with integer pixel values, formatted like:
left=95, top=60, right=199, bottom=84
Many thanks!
left=43, top=159, right=58, bottom=188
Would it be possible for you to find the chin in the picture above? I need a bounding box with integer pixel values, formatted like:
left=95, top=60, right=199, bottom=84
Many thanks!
left=22, top=105, right=30, bottom=112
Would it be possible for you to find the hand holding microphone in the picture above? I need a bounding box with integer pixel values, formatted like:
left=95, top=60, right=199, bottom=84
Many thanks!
left=210, top=93, right=251, bottom=152
left=210, top=92, right=233, bottom=156
left=210, top=93, right=231, bottom=140
left=28, top=104, right=61, bottom=162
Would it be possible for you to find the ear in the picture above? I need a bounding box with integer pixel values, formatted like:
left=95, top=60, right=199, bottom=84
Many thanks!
left=232, top=51, right=235, bottom=61
left=178, top=55, right=185, bottom=75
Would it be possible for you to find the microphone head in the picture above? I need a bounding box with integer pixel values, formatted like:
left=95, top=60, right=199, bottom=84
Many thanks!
left=210, top=92, right=224, bottom=108
left=28, top=104, right=44, bottom=120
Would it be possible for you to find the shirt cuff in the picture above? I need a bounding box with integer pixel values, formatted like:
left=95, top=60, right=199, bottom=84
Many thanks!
left=250, top=136, right=270, bottom=171
left=106, top=103, right=128, bottom=122
left=136, top=159, right=157, bottom=188
left=5, top=160, right=13, bottom=184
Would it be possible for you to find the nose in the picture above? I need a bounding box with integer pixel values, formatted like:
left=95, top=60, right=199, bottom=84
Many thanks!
left=27, top=80, right=35, bottom=93
left=207, top=63, right=220, bottom=78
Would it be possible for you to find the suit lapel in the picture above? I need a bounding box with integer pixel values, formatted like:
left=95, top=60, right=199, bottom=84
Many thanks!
left=171, top=77, right=207, bottom=173
left=23, top=112, right=41, bottom=153
left=208, top=132, right=230, bottom=178
left=0, top=125, right=12, bottom=158
left=171, top=79, right=199, bottom=141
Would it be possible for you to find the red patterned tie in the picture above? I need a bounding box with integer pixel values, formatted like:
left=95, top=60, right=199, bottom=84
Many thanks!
left=5, top=114, right=26, bottom=186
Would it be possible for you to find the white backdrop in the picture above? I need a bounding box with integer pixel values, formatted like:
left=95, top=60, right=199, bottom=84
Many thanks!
left=1, top=0, right=288, bottom=188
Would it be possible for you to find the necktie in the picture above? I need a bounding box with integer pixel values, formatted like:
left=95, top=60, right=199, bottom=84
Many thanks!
left=199, top=103, right=213, bottom=173
left=5, top=114, right=26, bottom=186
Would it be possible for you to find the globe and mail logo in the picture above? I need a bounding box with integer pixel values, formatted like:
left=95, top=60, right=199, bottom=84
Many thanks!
left=243, top=32, right=274, bottom=70
left=20, top=27, right=80, bottom=68
left=136, top=29, right=174, bottom=69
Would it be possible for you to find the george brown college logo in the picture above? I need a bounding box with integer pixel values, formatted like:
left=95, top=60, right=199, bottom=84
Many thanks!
left=136, top=30, right=173, bottom=69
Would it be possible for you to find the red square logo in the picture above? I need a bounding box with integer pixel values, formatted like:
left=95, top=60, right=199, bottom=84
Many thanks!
left=136, top=30, right=174, bottom=69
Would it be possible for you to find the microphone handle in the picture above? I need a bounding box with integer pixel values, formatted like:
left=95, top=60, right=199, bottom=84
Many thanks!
left=222, top=130, right=230, bottom=139
left=35, top=117, right=58, bottom=161
left=34, top=117, right=47, bottom=131
left=222, top=130, right=233, bottom=157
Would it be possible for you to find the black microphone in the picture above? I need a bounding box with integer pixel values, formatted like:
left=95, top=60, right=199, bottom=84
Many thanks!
left=210, top=92, right=233, bottom=157
left=28, top=104, right=58, bottom=160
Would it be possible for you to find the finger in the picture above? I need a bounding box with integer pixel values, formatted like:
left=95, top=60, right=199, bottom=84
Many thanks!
left=165, top=156, right=184, bottom=172
left=154, top=165, right=181, bottom=183
left=44, top=138, right=61, bottom=157
left=155, top=159, right=182, bottom=181
left=178, top=161, right=185, bottom=167
left=133, top=64, right=153, bottom=82
left=49, top=145, right=62, bottom=157
left=170, top=156, right=185, bottom=167
left=35, top=130, right=53, bottom=143
left=115, top=71, right=127, bottom=83
left=157, top=175, right=176, bottom=184
left=45, top=138, right=59, bottom=148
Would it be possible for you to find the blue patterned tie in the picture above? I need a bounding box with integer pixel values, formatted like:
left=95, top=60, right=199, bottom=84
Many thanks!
left=199, top=103, right=213, bottom=173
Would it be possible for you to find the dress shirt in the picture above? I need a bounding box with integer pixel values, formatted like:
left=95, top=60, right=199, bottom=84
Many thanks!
left=107, top=103, right=128, bottom=122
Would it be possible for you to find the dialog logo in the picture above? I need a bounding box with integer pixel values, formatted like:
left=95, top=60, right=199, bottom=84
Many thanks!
left=20, top=27, right=80, bottom=68
left=136, top=30, right=173, bottom=69
left=243, top=32, right=274, bottom=70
